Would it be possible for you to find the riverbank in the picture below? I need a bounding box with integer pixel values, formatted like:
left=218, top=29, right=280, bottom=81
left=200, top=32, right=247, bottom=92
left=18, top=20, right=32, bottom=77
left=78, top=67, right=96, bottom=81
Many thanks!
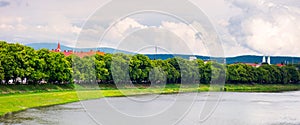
left=224, top=84, right=300, bottom=92
left=0, top=84, right=75, bottom=95
left=1, top=84, right=300, bottom=117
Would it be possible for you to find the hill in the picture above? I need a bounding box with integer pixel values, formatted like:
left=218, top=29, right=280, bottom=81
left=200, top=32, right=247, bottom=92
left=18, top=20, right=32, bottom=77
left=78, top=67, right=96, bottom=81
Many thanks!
left=26, top=43, right=132, bottom=54
left=146, top=54, right=300, bottom=64
left=26, top=43, right=300, bottom=64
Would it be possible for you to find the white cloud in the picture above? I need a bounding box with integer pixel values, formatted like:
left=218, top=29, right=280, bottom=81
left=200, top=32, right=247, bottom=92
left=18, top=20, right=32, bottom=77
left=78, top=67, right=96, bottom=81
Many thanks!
left=159, top=21, right=208, bottom=55
left=226, top=0, right=300, bottom=56
left=104, top=18, right=148, bottom=45
left=0, top=0, right=104, bottom=46
left=94, top=18, right=210, bottom=55
left=1, top=0, right=300, bottom=57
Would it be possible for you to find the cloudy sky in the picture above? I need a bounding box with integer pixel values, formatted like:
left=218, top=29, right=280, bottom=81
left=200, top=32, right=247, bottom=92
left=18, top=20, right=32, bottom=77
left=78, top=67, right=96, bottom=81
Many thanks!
left=0, top=0, right=299, bottom=57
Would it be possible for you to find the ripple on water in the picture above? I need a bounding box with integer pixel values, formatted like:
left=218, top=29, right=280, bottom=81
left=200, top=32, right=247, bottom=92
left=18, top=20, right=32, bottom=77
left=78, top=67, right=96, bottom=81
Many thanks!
left=1, top=92, right=300, bottom=125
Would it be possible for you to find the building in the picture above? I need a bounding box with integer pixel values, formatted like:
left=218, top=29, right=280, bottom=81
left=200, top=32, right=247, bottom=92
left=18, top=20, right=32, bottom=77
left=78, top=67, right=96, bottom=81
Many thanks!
left=52, top=42, right=105, bottom=57
left=245, top=63, right=261, bottom=68
left=276, top=64, right=285, bottom=67
left=245, top=56, right=285, bottom=67
left=262, top=56, right=271, bottom=64
left=262, top=56, right=266, bottom=63
left=189, top=56, right=197, bottom=61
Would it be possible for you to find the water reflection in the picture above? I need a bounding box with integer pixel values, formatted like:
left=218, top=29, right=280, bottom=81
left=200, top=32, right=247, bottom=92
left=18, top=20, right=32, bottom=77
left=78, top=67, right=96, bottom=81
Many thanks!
left=1, top=91, right=300, bottom=125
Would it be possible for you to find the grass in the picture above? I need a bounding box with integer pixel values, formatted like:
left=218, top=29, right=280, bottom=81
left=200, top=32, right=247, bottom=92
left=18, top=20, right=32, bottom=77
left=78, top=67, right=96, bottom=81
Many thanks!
left=1, top=83, right=300, bottom=117
left=0, top=84, right=75, bottom=95
left=224, top=84, right=300, bottom=92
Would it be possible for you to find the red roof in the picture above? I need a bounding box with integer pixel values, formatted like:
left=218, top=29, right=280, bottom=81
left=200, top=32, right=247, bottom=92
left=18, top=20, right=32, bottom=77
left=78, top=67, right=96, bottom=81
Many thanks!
left=245, top=63, right=260, bottom=67
left=57, top=42, right=61, bottom=50
left=51, top=42, right=105, bottom=57
left=276, top=64, right=285, bottom=67
left=61, top=51, right=105, bottom=57
left=63, top=51, right=73, bottom=56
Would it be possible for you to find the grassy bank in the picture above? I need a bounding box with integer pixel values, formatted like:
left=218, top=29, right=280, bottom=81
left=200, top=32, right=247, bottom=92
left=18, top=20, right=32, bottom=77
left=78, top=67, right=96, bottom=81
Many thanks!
left=1, top=84, right=300, bottom=117
left=224, top=84, right=300, bottom=92
left=0, top=84, right=201, bottom=117
left=0, top=84, right=75, bottom=95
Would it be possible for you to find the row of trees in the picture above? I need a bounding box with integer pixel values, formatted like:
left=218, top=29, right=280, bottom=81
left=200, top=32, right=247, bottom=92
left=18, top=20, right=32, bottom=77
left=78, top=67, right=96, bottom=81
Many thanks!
left=0, top=41, right=299, bottom=85
left=0, top=41, right=72, bottom=84
left=227, top=63, right=300, bottom=84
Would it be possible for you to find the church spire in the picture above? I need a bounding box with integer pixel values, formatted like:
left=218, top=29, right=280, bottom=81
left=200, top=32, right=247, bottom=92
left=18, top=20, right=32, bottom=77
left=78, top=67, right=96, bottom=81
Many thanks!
left=56, top=42, right=61, bottom=52
left=262, top=56, right=266, bottom=63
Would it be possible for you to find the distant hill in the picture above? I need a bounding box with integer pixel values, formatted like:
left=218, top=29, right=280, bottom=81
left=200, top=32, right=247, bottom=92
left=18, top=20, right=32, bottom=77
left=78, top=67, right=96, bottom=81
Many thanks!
left=146, top=54, right=300, bottom=64
left=26, top=43, right=133, bottom=54
left=26, top=43, right=73, bottom=51
left=26, top=43, right=300, bottom=65
left=145, top=54, right=210, bottom=61
left=224, top=55, right=300, bottom=64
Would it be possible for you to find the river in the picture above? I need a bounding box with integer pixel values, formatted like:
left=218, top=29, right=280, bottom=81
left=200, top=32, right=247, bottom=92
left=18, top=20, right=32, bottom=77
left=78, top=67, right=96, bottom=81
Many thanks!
left=1, top=91, right=300, bottom=125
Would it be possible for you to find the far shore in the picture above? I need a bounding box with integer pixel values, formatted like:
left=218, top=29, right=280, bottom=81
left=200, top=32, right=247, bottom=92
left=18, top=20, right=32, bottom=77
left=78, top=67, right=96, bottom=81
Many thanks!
left=1, top=83, right=300, bottom=117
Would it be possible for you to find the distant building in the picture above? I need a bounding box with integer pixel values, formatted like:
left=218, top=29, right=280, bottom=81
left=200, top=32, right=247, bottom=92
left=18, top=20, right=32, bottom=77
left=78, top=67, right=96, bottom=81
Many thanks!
left=245, top=63, right=261, bottom=68
left=56, top=42, right=61, bottom=52
left=262, top=56, right=266, bottom=63
left=189, top=56, right=197, bottom=61
left=52, top=42, right=105, bottom=57
left=262, top=56, right=271, bottom=64
left=204, top=60, right=210, bottom=64
left=276, top=64, right=285, bottom=67
left=244, top=56, right=286, bottom=67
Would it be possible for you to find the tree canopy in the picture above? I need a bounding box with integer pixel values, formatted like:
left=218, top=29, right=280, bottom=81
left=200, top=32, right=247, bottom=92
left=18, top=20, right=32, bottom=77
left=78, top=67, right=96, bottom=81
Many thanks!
left=0, top=41, right=299, bottom=85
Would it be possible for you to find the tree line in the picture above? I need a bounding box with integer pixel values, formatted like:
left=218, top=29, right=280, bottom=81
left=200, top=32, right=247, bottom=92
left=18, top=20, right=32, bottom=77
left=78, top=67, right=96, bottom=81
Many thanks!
left=0, top=41, right=299, bottom=85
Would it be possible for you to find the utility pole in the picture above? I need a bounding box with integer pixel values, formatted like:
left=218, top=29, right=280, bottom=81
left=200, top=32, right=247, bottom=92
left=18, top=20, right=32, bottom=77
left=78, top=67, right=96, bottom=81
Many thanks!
left=154, top=45, right=157, bottom=60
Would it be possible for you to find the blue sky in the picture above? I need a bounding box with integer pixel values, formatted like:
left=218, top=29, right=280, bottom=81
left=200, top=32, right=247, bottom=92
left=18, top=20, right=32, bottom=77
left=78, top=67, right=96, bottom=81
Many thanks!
left=0, top=0, right=299, bottom=57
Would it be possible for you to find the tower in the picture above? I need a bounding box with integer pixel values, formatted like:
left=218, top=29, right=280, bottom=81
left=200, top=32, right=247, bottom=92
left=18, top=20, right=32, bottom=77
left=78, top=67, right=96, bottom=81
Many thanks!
left=262, top=56, right=266, bottom=63
left=267, top=56, right=271, bottom=64
left=56, top=42, right=61, bottom=52
left=154, top=46, right=157, bottom=60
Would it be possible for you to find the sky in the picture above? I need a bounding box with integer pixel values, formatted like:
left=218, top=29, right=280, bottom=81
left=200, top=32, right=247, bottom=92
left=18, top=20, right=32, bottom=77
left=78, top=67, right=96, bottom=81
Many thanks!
left=0, top=0, right=299, bottom=57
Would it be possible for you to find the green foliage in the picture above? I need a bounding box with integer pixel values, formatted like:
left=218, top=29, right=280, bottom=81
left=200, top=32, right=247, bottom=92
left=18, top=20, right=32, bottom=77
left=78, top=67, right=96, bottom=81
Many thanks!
left=0, top=62, right=4, bottom=81
left=227, top=63, right=255, bottom=83
left=283, top=66, right=300, bottom=83
left=111, top=53, right=131, bottom=84
left=0, top=41, right=299, bottom=85
left=151, top=59, right=179, bottom=84
left=129, top=54, right=152, bottom=83
left=0, top=42, right=72, bottom=84
left=226, top=63, right=300, bottom=84
left=176, top=58, right=199, bottom=84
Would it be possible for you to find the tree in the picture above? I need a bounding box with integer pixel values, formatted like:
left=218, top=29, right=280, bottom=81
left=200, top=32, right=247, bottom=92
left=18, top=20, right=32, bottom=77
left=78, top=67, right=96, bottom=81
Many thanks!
left=279, top=66, right=290, bottom=84
left=283, top=66, right=299, bottom=83
left=150, top=59, right=179, bottom=84
left=202, top=61, right=212, bottom=84
left=95, top=57, right=109, bottom=83
left=0, top=42, right=28, bottom=84
left=176, top=58, right=199, bottom=84
left=22, top=46, right=44, bottom=84
left=227, top=63, right=255, bottom=84
left=0, top=62, right=4, bottom=83
left=129, top=54, right=152, bottom=84
left=44, top=52, right=72, bottom=84
left=255, top=66, right=270, bottom=84
left=210, top=61, right=226, bottom=84
left=150, top=60, right=169, bottom=84
left=111, top=53, right=131, bottom=84
left=166, top=57, right=182, bottom=83
left=258, top=65, right=281, bottom=84
left=35, top=49, right=52, bottom=83
left=103, top=54, right=113, bottom=83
